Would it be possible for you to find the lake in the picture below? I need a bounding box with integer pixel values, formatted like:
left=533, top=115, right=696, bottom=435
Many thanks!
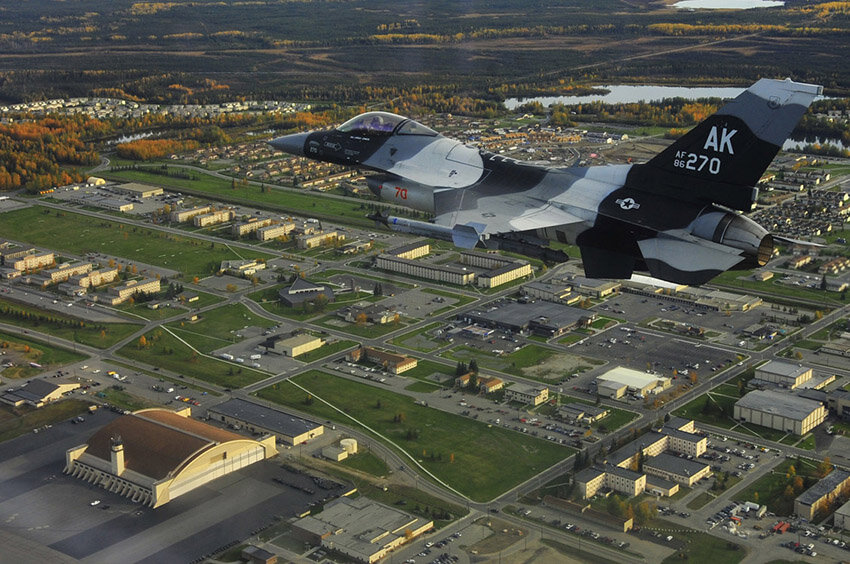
left=674, top=0, right=784, bottom=8
left=504, top=85, right=746, bottom=110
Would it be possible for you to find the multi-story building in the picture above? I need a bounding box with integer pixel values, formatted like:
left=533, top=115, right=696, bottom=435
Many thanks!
left=795, top=469, right=850, bottom=520
left=257, top=222, right=295, bottom=241
left=105, top=278, right=160, bottom=305
left=232, top=217, right=273, bottom=237
left=754, top=361, right=813, bottom=389
left=12, top=252, right=54, bottom=272
left=386, top=241, right=430, bottom=260
left=505, top=385, right=549, bottom=406
left=376, top=254, right=474, bottom=286
left=171, top=206, right=211, bottom=223
left=194, top=209, right=234, bottom=227
left=296, top=230, right=343, bottom=249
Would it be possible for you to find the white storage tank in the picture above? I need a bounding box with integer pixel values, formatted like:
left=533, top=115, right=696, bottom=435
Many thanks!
left=340, top=438, right=358, bottom=454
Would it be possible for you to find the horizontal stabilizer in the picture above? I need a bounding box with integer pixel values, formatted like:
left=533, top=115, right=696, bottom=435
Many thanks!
left=638, top=235, right=745, bottom=285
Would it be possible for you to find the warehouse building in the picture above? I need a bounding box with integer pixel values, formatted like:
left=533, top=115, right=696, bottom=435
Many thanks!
left=1, top=378, right=80, bottom=408
left=459, top=300, right=594, bottom=337
left=292, top=496, right=433, bottom=563
left=267, top=333, right=324, bottom=357
left=795, top=469, right=850, bottom=520
left=754, top=361, right=813, bottom=389
left=65, top=407, right=277, bottom=508
left=595, top=366, right=671, bottom=399
left=114, top=182, right=163, bottom=198
left=208, top=398, right=324, bottom=446
left=734, top=389, right=827, bottom=435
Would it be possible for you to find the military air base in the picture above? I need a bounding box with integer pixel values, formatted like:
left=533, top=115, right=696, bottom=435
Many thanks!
left=3, top=1, right=850, bottom=564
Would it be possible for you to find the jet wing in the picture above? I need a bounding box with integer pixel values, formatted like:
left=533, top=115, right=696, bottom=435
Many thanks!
left=430, top=180, right=585, bottom=246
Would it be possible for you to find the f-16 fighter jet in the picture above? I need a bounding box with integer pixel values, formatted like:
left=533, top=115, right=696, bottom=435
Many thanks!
left=270, top=78, right=821, bottom=285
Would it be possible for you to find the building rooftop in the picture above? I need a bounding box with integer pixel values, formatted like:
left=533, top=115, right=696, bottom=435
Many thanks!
left=735, top=389, right=824, bottom=421
left=644, top=452, right=709, bottom=478
left=209, top=398, right=322, bottom=438
left=757, top=361, right=810, bottom=379
left=597, top=366, right=670, bottom=391
left=84, top=409, right=244, bottom=480
left=797, top=469, right=850, bottom=506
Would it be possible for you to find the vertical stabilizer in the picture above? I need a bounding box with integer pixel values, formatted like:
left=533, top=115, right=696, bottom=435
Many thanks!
left=626, top=78, right=822, bottom=211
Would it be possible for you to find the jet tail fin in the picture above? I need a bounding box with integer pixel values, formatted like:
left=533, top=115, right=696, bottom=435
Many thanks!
left=627, top=78, right=822, bottom=211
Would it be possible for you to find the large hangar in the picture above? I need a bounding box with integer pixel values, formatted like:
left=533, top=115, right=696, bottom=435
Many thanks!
left=65, top=407, right=277, bottom=508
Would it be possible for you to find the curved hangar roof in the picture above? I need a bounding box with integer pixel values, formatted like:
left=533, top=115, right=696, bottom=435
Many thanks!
left=84, top=408, right=247, bottom=480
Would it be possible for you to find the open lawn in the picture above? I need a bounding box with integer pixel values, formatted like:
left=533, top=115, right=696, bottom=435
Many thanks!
left=117, top=329, right=266, bottom=388
left=0, top=297, right=142, bottom=349
left=0, top=399, right=92, bottom=443
left=400, top=359, right=457, bottom=386
left=99, top=385, right=158, bottom=412
left=390, top=322, right=444, bottom=352
left=442, top=343, right=578, bottom=380
left=656, top=519, right=745, bottom=564
left=105, top=167, right=382, bottom=228
left=733, top=458, right=822, bottom=517
left=0, top=330, right=87, bottom=379
left=166, top=303, right=275, bottom=353
left=340, top=451, right=389, bottom=477
left=0, top=205, right=273, bottom=278
left=314, top=314, right=407, bottom=338
left=257, top=371, right=571, bottom=501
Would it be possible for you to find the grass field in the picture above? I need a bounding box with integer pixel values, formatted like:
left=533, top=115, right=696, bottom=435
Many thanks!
left=0, top=399, right=92, bottom=443
left=0, top=205, right=273, bottom=278
left=400, top=359, right=457, bottom=386
left=656, top=519, right=745, bottom=564
left=390, top=322, right=445, bottom=352
left=0, top=330, right=88, bottom=379
left=339, top=451, right=390, bottom=477
left=165, top=303, right=275, bottom=353
left=117, top=329, right=266, bottom=388
left=257, top=371, right=571, bottom=501
left=733, top=458, right=822, bottom=517
left=99, top=385, right=158, bottom=412
left=0, top=297, right=142, bottom=349
left=104, top=167, right=383, bottom=228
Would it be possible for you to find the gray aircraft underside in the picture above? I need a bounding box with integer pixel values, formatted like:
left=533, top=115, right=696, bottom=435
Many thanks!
left=270, top=78, right=822, bottom=285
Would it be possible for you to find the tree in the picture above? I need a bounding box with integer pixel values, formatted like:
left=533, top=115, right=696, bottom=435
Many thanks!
left=355, top=312, right=368, bottom=326
left=817, top=456, right=833, bottom=478
left=138, top=335, right=147, bottom=348
left=469, top=359, right=479, bottom=375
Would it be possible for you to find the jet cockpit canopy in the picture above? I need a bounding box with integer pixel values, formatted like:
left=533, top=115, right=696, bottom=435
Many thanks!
left=338, top=111, right=437, bottom=137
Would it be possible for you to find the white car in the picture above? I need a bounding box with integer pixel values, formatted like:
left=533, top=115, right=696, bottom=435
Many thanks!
left=90, top=500, right=101, bottom=506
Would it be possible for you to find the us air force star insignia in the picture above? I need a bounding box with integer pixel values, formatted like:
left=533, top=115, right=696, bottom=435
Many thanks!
left=616, top=198, right=640, bottom=210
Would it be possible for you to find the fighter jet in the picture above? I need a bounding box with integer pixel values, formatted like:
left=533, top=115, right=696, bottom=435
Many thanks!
left=270, top=78, right=821, bottom=285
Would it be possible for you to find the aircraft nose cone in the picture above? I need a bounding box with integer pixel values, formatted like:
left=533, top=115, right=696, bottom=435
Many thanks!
left=269, top=132, right=310, bottom=156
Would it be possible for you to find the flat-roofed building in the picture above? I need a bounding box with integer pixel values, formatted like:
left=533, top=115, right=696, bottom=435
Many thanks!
left=74, top=267, right=119, bottom=288
left=221, top=259, right=266, bottom=277
left=270, top=334, right=324, bottom=357
left=828, top=389, right=850, bottom=420
left=12, top=252, right=54, bottom=272
left=114, top=182, right=163, bottom=198
left=596, top=366, right=671, bottom=398
left=734, top=389, right=827, bottom=435
left=105, top=278, right=160, bottom=305
left=208, top=398, right=323, bottom=446
left=171, top=205, right=211, bottom=223
left=40, top=262, right=93, bottom=285
left=194, top=209, right=234, bottom=227
left=575, top=464, right=646, bottom=499
left=569, top=276, right=621, bottom=298
left=643, top=452, right=711, bottom=486
left=477, top=261, right=532, bottom=288
left=505, top=385, right=549, bottom=406
left=1, top=378, right=80, bottom=408
left=257, top=222, right=295, bottom=241
left=598, top=380, right=627, bottom=399
left=376, top=254, right=474, bottom=286
left=835, top=498, right=850, bottom=530
left=662, top=426, right=707, bottom=458
left=754, top=361, right=813, bottom=389
left=65, top=408, right=276, bottom=508
left=296, top=230, right=343, bottom=249
left=521, top=281, right=581, bottom=305
left=795, top=469, right=850, bottom=520
left=233, top=217, right=273, bottom=237
left=292, top=496, right=433, bottom=563
left=386, top=241, right=430, bottom=260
